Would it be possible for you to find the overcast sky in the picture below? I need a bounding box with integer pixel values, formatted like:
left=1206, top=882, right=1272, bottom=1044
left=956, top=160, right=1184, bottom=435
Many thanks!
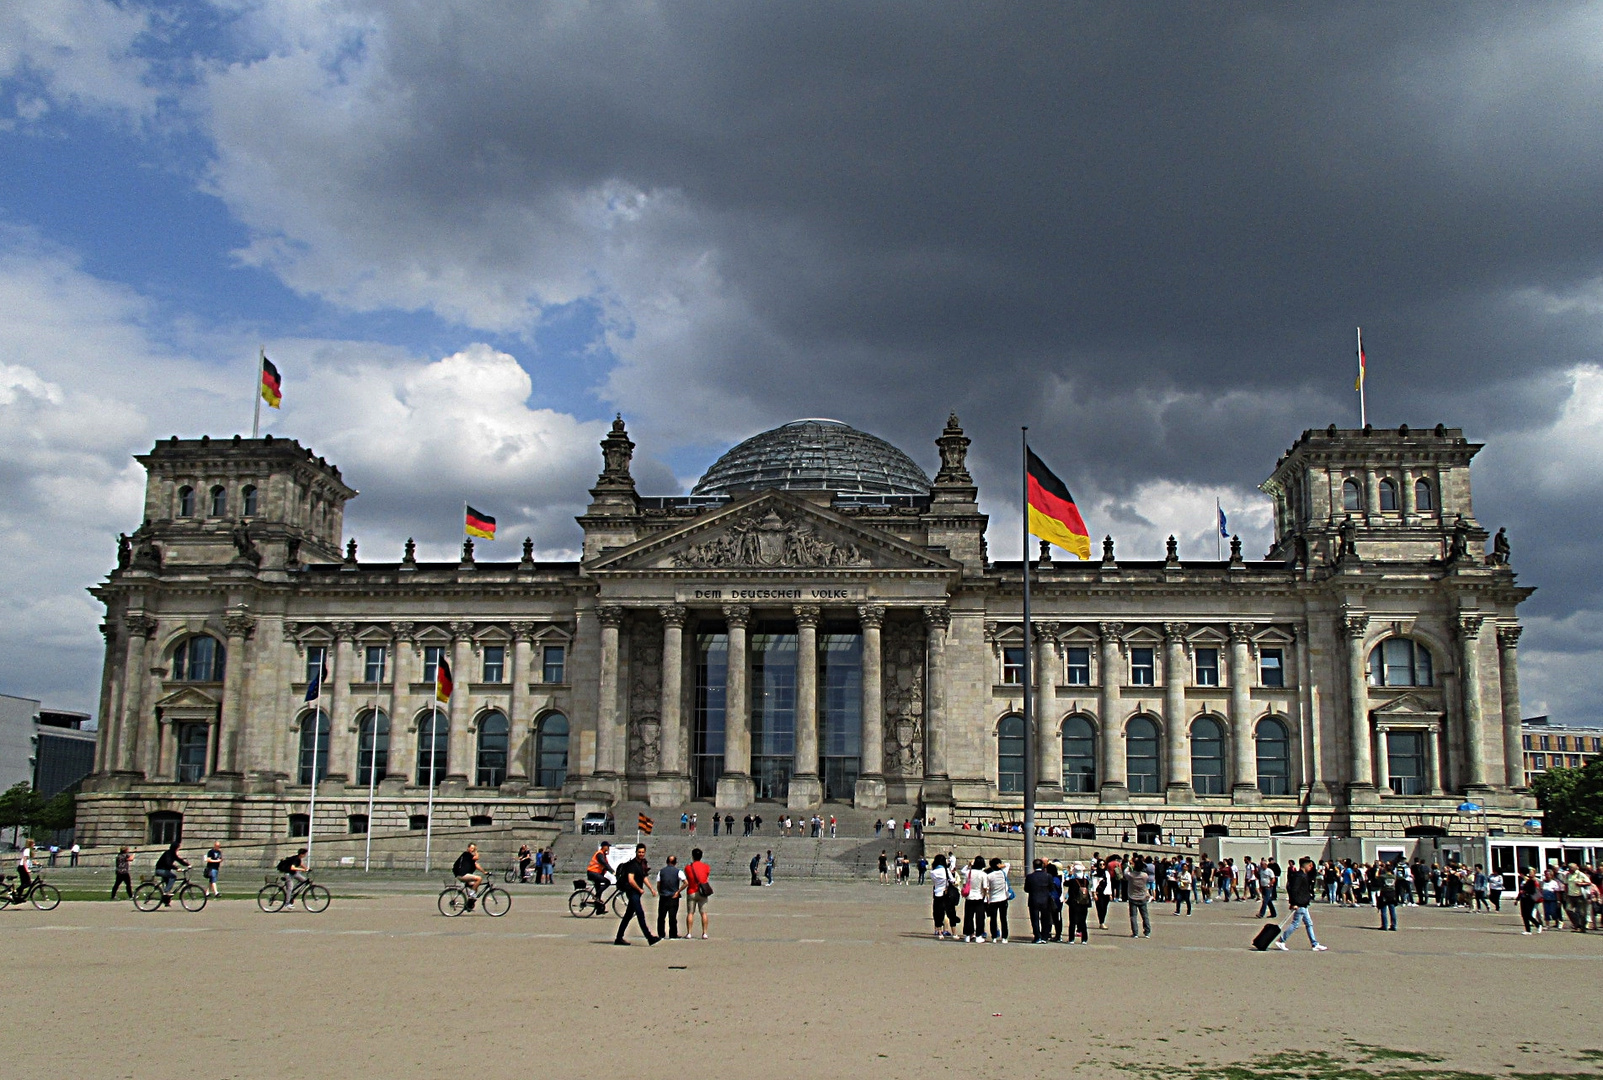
left=3, top=1, right=1602, bottom=723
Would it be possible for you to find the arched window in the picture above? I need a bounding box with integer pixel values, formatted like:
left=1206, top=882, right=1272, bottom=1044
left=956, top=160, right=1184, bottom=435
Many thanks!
left=172, top=635, right=225, bottom=682
left=417, top=711, right=448, bottom=787
left=1061, top=715, right=1097, bottom=793
left=1342, top=478, right=1362, bottom=512
left=242, top=485, right=258, bottom=516
left=176, top=723, right=209, bottom=782
left=209, top=485, right=227, bottom=517
left=1256, top=717, right=1291, bottom=795
left=1368, top=637, right=1433, bottom=687
left=1378, top=478, right=1398, bottom=511
left=997, top=714, right=1026, bottom=794
left=1190, top=716, right=1226, bottom=795
left=298, top=709, right=330, bottom=786
left=356, top=709, right=389, bottom=787
left=147, top=810, right=183, bottom=845
left=1414, top=478, right=1434, bottom=512
left=1126, top=715, right=1160, bottom=794
left=536, top=712, right=569, bottom=788
left=476, top=710, right=509, bottom=787
left=177, top=485, right=195, bottom=517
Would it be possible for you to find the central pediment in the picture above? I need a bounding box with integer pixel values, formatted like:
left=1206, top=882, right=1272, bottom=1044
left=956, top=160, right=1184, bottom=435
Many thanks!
left=587, top=491, right=957, bottom=574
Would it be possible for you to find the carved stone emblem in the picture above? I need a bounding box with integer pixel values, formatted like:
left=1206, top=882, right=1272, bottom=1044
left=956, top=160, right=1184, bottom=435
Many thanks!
left=671, top=509, right=872, bottom=569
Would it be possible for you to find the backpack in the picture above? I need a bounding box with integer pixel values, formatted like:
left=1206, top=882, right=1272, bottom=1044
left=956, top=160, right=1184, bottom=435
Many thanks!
left=276, top=856, right=295, bottom=873
left=452, top=851, right=475, bottom=876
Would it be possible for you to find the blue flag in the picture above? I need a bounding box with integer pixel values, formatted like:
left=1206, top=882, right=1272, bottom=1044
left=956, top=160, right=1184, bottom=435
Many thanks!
left=1217, top=505, right=1229, bottom=538
left=304, top=661, right=324, bottom=702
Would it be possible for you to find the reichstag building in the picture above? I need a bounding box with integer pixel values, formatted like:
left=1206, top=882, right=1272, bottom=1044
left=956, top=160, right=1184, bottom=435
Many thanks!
left=79, top=415, right=1536, bottom=846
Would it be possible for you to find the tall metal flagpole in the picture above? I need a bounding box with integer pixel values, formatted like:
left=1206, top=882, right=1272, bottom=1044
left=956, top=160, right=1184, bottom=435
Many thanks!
left=424, top=698, right=439, bottom=873
left=1357, top=327, right=1366, bottom=428
left=1021, top=428, right=1036, bottom=871
left=307, top=651, right=323, bottom=866
left=362, top=643, right=386, bottom=872
left=252, top=349, right=264, bottom=439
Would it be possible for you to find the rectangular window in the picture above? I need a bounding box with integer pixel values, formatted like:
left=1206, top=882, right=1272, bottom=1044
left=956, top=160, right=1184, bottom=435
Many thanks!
left=1569, top=755, right=1580, bottom=768
left=1540, top=736, right=1550, bottom=750
left=1532, top=754, right=1545, bottom=768
left=1194, top=648, right=1220, bottom=687
left=422, top=645, right=445, bottom=684
left=1259, top=648, right=1285, bottom=688
left=482, top=645, right=505, bottom=683
left=1065, top=646, right=1091, bottom=686
left=542, top=645, right=566, bottom=684
left=1593, top=738, right=1602, bottom=752
left=1522, top=735, right=1532, bottom=750
left=363, top=646, right=386, bottom=684
left=1557, top=736, right=1569, bottom=751
left=1001, top=646, right=1025, bottom=685
left=1130, top=647, right=1155, bottom=686
left=304, top=646, right=328, bottom=685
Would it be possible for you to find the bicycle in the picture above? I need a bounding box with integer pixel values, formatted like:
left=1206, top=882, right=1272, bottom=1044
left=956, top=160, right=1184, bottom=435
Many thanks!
left=567, top=877, right=627, bottom=918
left=438, top=876, right=510, bottom=917
left=133, top=869, right=207, bottom=912
left=504, top=860, right=534, bottom=884
left=0, top=872, right=62, bottom=911
left=257, top=873, right=331, bottom=913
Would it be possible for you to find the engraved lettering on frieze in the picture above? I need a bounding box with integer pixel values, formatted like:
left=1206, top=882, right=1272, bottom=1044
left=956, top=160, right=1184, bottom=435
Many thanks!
left=672, top=509, right=872, bottom=569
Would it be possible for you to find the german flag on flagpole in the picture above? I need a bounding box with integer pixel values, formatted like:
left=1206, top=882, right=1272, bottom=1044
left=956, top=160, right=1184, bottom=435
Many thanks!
left=260, top=354, right=282, bottom=408
left=464, top=505, right=496, bottom=540
left=435, top=656, right=454, bottom=703
left=1026, top=448, right=1091, bottom=560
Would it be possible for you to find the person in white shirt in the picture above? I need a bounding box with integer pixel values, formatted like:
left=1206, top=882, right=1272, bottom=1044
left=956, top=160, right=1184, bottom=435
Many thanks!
left=930, top=853, right=959, bottom=938
left=985, top=858, right=1012, bottom=943
left=962, top=857, right=990, bottom=942
left=14, top=842, right=36, bottom=900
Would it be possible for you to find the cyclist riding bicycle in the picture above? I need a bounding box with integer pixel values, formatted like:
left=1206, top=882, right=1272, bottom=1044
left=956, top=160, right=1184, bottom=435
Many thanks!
left=453, top=843, right=485, bottom=911
left=278, top=847, right=309, bottom=907
left=13, top=842, right=35, bottom=902
left=586, top=840, right=613, bottom=902
left=154, top=841, right=189, bottom=906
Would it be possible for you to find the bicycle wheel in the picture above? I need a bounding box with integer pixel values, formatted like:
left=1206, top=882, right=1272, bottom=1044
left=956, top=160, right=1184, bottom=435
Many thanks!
left=609, top=889, right=628, bottom=917
left=132, top=882, right=164, bottom=912
left=257, top=884, right=286, bottom=912
left=438, top=888, right=466, bottom=917
left=568, top=888, right=596, bottom=917
left=301, top=884, right=331, bottom=913
left=481, top=886, right=511, bottom=917
left=179, top=884, right=208, bottom=912
left=30, top=883, right=61, bottom=911
left=504, top=867, right=517, bottom=884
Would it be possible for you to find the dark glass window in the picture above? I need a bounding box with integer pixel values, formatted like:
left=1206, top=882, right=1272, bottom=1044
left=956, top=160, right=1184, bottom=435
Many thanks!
left=1130, top=647, right=1155, bottom=686
left=819, top=630, right=862, bottom=801
left=998, top=714, right=1026, bottom=794
left=751, top=626, right=796, bottom=800
left=177, top=486, right=194, bottom=517
left=542, top=645, right=566, bottom=684
left=476, top=711, right=509, bottom=786
left=1256, top=718, right=1291, bottom=795
left=173, top=635, right=225, bottom=682
left=693, top=632, right=728, bottom=800
left=1126, top=715, right=1160, bottom=793
left=1070, top=822, right=1096, bottom=839
left=1136, top=823, right=1162, bottom=844
left=209, top=485, right=227, bottom=517
left=348, top=815, right=369, bottom=834
left=304, top=646, right=328, bottom=687
left=1414, top=478, right=1434, bottom=511
left=148, top=811, right=182, bottom=845
left=417, top=711, right=448, bottom=786
left=1065, top=646, right=1091, bottom=686
left=1386, top=730, right=1426, bottom=795
left=298, top=710, right=329, bottom=785
left=481, top=645, right=505, bottom=684
left=1342, top=478, right=1362, bottom=511
left=536, top=713, right=570, bottom=788
left=356, top=709, right=389, bottom=786
left=1190, top=716, right=1225, bottom=794
left=409, top=814, right=429, bottom=830
left=241, top=485, right=258, bottom=516
left=1194, top=648, right=1220, bottom=687
left=1368, top=638, right=1432, bottom=687
left=1061, top=715, right=1096, bottom=793
left=1001, top=646, right=1025, bottom=685
left=288, top=814, right=310, bottom=837
left=175, top=723, right=209, bottom=782
left=363, top=646, right=387, bottom=684
left=1379, top=478, right=1398, bottom=511
left=422, top=645, right=445, bottom=684
left=1259, top=648, right=1285, bottom=688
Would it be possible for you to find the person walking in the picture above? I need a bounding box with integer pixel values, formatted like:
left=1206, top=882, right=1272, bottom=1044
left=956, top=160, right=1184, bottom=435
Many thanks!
left=1065, top=862, right=1092, bottom=943
left=1273, top=857, right=1328, bottom=951
left=656, top=854, right=683, bottom=940
left=1256, top=860, right=1278, bottom=919
left=1565, top=863, right=1592, bottom=931
left=985, top=857, right=1012, bottom=943
left=110, top=846, right=134, bottom=900
left=1174, top=863, right=1193, bottom=916
left=1376, top=860, right=1399, bottom=931
left=711, top=813, right=719, bottom=836
left=829, top=814, right=837, bottom=838
left=878, top=850, right=890, bottom=884
left=204, top=841, right=223, bottom=897
left=723, top=813, right=734, bottom=836
left=689, top=812, right=697, bottom=835
left=1125, top=860, right=1152, bottom=938
left=764, top=849, right=775, bottom=886
left=1092, top=858, right=1114, bottom=929
left=683, top=847, right=712, bottom=939
left=613, top=843, right=659, bottom=946
left=1023, top=859, right=1055, bottom=944
left=69, top=842, right=80, bottom=867
left=1517, top=867, right=1543, bottom=934
left=962, top=856, right=990, bottom=942
left=917, top=855, right=928, bottom=886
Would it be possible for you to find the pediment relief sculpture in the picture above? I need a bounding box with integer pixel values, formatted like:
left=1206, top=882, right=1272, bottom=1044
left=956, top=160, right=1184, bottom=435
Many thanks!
left=670, top=508, right=873, bottom=570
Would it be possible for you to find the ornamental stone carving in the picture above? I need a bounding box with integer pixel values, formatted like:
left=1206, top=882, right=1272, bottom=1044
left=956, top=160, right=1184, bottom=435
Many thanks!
left=672, top=509, right=871, bottom=569
left=390, top=620, right=414, bottom=642
left=933, top=412, right=973, bottom=485
left=1163, top=622, right=1189, bottom=644
left=1457, top=614, right=1484, bottom=639
left=721, top=604, right=750, bottom=628
left=858, top=603, right=886, bottom=629
left=793, top=604, right=821, bottom=629
left=223, top=613, right=255, bottom=640
left=659, top=605, right=687, bottom=628
left=509, top=621, right=536, bottom=641
left=125, top=613, right=158, bottom=638
left=627, top=622, right=663, bottom=775
left=598, top=606, right=625, bottom=629
left=922, top=605, right=950, bottom=631
left=1496, top=625, right=1523, bottom=649
left=1342, top=613, right=1369, bottom=640
left=882, top=618, right=925, bottom=776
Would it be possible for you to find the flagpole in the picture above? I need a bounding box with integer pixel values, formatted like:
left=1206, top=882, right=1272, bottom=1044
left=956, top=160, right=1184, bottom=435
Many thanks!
left=363, top=643, right=385, bottom=873
left=1357, top=327, right=1366, bottom=428
left=252, top=349, right=264, bottom=439
left=1021, top=427, right=1036, bottom=872
left=425, top=699, right=439, bottom=873
left=307, top=651, right=322, bottom=867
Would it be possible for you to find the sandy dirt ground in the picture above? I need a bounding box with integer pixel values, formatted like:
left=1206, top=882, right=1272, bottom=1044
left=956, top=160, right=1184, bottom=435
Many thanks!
left=4, top=877, right=1599, bottom=1080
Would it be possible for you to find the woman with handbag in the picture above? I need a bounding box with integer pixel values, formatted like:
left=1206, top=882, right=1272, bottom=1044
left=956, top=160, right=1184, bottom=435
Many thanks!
left=961, top=856, right=989, bottom=942
left=930, top=854, right=958, bottom=939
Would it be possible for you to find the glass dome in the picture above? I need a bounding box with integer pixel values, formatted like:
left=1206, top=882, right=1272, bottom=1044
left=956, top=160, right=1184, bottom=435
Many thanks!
left=691, top=419, right=932, bottom=498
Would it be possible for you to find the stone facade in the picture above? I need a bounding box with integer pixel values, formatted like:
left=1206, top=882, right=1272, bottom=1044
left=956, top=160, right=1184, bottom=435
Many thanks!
left=78, top=418, right=1538, bottom=848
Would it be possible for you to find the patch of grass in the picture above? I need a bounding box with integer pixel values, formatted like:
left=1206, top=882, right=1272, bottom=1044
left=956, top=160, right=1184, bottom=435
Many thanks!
left=1351, top=1047, right=1443, bottom=1064
left=1122, top=1048, right=1601, bottom=1080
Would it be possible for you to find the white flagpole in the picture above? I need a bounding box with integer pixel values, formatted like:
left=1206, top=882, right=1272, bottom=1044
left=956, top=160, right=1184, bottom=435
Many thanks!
left=252, top=349, right=264, bottom=439
left=1357, top=327, right=1367, bottom=428
left=362, top=643, right=385, bottom=872
left=307, top=650, right=323, bottom=866
left=424, top=698, right=439, bottom=873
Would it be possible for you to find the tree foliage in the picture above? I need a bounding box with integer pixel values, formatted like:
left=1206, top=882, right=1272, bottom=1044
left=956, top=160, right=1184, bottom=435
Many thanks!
left=1532, top=757, right=1603, bottom=837
left=0, top=783, right=45, bottom=843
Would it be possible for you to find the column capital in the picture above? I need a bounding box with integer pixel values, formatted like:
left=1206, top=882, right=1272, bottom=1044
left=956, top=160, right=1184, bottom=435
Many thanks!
left=124, top=613, right=157, bottom=638
left=331, top=620, right=357, bottom=640
left=922, top=605, right=950, bottom=631
left=389, top=620, right=415, bottom=642
left=598, top=606, right=625, bottom=629
left=1228, top=622, right=1254, bottom=645
left=1033, top=620, right=1060, bottom=641
left=659, top=604, right=687, bottom=629
left=857, top=603, right=886, bottom=629
left=1341, top=612, right=1369, bottom=640
left=1457, top=613, right=1484, bottom=640
left=721, top=603, right=750, bottom=628
left=509, top=620, right=536, bottom=641
left=1293, top=622, right=1308, bottom=644
left=447, top=620, right=474, bottom=640
left=1098, top=621, right=1124, bottom=643
left=1496, top=624, right=1523, bottom=649
left=223, top=613, right=255, bottom=640
left=1163, top=621, right=1189, bottom=644
left=792, top=604, right=821, bottom=629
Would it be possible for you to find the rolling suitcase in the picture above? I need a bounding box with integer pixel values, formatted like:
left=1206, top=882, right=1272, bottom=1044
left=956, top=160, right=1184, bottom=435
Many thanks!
left=1252, top=923, right=1281, bottom=951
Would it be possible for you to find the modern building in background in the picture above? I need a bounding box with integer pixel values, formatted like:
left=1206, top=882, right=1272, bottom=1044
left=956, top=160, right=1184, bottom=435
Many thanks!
left=0, top=693, right=97, bottom=798
left=79, top=418, right=1537, bottom=848
left=1520, top=716, right=1603, bottom=787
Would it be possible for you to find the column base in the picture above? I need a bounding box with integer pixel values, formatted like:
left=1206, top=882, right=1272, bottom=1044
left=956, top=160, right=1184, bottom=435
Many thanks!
left=437, top=776, right=468, bottom=797
left=1034, top=783, right=1064, bottom=804
left=1165, top=782, right=1195, bottom=804
left=715, top=773, right=755, bottom=811
left=204, top=771, right=245, bottom=793
left=853, top=775, right=887, bottom=810
left=498, top=778, right=531, bottom=797
left=1347, top=781, right=1381, bottom=805
left=786, top=775, right=823, bottom=811
left=1099, top=782, right=1129, bottom=804
left=648, top=775, right=692, bottom=808
left=315, top=776, right=349, bottom=797
left=921, top=776, right=954, bottom=808
left=1231, top=783, right=1262, bottom=805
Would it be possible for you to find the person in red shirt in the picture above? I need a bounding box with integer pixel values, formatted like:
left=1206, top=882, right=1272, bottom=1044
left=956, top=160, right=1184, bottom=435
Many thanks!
left=682, top=847, right=713, bottom=939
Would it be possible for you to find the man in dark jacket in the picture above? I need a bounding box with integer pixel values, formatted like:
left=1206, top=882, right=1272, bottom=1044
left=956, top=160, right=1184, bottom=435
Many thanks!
left=1023, top=860, right=1056, bottom=943
left=1273, top=856, right=1328, bottom=951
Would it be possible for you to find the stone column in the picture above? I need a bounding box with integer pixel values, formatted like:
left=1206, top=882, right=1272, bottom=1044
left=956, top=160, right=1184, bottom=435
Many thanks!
left=507, top=623, right=534, bottom=783
left=716, top=604, right=754, bottom=809
left=325, top=623, right=356, bottom=785
left=1400, top=466, right=1417, bottom=523
left=388, top=622, right=413, bottom=781
left=1375, top=726, right=1391, bottom=794
left=1295, top=623, right=1323, bottom=801
left=788, top=604, right=823, bottom=810
left=854, top=604, right=888, bottom=810
left=1229, top=623, right=1260, bottom=803
left=120, top=614, right=157, bottom=776
left=595, top=606, right=623, bottom=784
left=1035, top=622, right=1062, bottom=797
left=445, top=621, right=474, bottom=785
left=217, top=612, right=253, bottom=777
left=1459, top=614, right=1489, bottom=790
left=1163, top=622, right=1192, bottom=799
left=1497, top=625, right=1525, bottom=790
left=1364, top=466, right=1379, bottom=525
left=1426, top=726, right=1443, bottom=796
left=94, top=622, right=120, bottom=776
left=650, top=605, right=691, bottom=808
left=922, top=606, right=952, bottom=796
left=1343, top=612, right=1377, bottom=802
left=1098, top=622, right=1128, bottom=802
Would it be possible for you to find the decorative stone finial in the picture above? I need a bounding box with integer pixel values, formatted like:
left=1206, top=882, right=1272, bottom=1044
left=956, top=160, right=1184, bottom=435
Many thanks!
left=461, top=537, right=475, bottom=563
left=933, top=412, right=973, bottom=486
left=1101, top=535, right=1115, bottom=564
left=521, top=537, right=535, bottom=565
left=1165, top=535, right=1179, bottom=563
left=1229, top=534, right=1243, bottom=564
left=344, top=538, right=357, bottom=564
left=596, top=414, right=636, bottom=491
left=403, top=537, right=416, bottom=564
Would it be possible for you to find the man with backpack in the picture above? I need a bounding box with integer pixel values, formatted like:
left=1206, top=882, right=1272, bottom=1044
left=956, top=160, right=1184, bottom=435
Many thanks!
left=453, top=843, right=485, bottom=910
left=613, top=843, right=659, bottom=946
left=1376, top=860, right=1400, bottom=931
left=276, top=848, right=308, bottom=908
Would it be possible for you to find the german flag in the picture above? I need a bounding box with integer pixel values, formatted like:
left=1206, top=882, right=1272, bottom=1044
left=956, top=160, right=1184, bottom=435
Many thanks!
left=464, top=505, right=496, bottom=540
left=638, top=813, right=654, bottom=835
left=260, top=355, right=282, bottom=409
left=1027, top=448, right=1091, bottom=560
left=435, top=656, right=454, bottom=703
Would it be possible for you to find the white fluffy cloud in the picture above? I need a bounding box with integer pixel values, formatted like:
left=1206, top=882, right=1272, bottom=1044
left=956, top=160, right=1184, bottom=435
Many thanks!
left=0, top=0, right=157, bottom=125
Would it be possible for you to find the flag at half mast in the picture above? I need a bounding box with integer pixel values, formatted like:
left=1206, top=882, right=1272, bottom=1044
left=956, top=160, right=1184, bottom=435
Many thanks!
left=464, top=505, right=496, bottom=540
left=1026, top=448, right=1091, bottom=560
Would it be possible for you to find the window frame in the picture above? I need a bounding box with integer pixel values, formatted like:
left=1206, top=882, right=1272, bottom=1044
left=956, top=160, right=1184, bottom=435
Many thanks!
left=1064, top=646, right=1091, bottom=686
left=1378, top=477, right=1398, bottom=511
left=1194, top=647, right=1220, bottom=687
left=177, top=485, right=195, bottom=517
left=1259, top=647, right=1285, bottom=688
left=1342, top=478, right=1362, bottom=512
left=356, top=709, right=389, bottom=787
left=1190, top=716, right=1226, bottom=795
left=1126, top=714, right=1161, bottom=794
left=241, top=484, right=258, bottom=516
left=209, top=485, right=227, bottom=517
left=363, top=645, right=387, bottom=684
left=1061, top=714, right=1096, bottom=794
left=422, top=645, right=445, bottom=684
left=416, top=711, right=448, bottom=787
left=1000, top=646, right=1025, bottom=686
left=1255, top=717, right=1291, bottom=796
left=1129, top=646, right=1155, bottom=687
left=173, top=634, right=226, bottom=683
left=175, top=723, right=210, bottom=783
left=1414, top=477, right=1434, bottom=512
left=476, top=710, right=510, bottom=787
left=481, top=645, right=506, bottom=684
left=1368, top=637, right=1433, bottom=687
left=298, top=709, right=330, bottom=786
left=535, top=712, right=570, bottom=789
left=542, top=645, right=566, bottom=684
left=997, top=714, right=1026, bottom=794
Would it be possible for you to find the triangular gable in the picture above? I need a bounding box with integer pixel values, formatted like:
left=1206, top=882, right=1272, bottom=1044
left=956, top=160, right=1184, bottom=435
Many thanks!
left=154, top=686, right=221, bottom=723
left=587, top=491, right=959, bottom=573
left=1372, top=694, right=1442, bottom=720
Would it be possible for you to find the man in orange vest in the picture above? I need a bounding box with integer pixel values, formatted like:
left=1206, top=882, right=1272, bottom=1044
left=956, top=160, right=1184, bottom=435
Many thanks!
left=587, top=841, right=612, bottom=905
